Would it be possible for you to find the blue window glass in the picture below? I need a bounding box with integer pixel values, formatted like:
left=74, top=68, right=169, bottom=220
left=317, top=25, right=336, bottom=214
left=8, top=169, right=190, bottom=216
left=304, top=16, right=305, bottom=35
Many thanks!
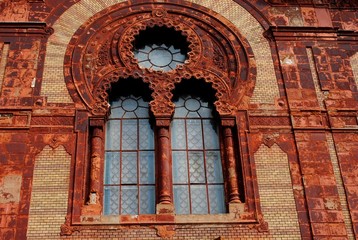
left=103, top=95, right=155, bottom=215
left=172, top=95, right=226, bottom=214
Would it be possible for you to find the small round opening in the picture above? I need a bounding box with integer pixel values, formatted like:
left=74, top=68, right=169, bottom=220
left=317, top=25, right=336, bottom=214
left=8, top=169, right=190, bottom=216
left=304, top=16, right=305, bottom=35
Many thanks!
left=133, top=26, right=189, bottom=71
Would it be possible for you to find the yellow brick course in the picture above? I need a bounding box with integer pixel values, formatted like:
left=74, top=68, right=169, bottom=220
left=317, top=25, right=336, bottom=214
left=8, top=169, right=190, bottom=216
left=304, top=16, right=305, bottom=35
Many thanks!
left=27, top=146, right=71, bottom=240
left=0, top=43, right=9, bottom=96
left=42, top=0, right=279, bottom=105
left=351, top=52, right=358, bottom=87
left=326, top=133, right=355, bottom=239
left=254, top=144, right=301, bottom=239
left=307, top=48, right=326, bottom=109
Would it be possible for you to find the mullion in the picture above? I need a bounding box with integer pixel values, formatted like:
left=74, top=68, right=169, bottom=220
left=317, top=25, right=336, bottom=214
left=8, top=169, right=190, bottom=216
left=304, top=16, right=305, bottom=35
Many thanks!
left=184, top=118, right=193, bottom=214
left=136, top=118, right=140, bottom=214
left=201, top=118, right=211, bottom=214
left=119, top=118, right=123, bottom=214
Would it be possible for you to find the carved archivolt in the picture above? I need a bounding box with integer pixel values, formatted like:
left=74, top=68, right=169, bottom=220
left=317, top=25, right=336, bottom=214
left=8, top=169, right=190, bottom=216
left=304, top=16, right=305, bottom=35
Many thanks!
left=65, top=3, right=256, bottom=118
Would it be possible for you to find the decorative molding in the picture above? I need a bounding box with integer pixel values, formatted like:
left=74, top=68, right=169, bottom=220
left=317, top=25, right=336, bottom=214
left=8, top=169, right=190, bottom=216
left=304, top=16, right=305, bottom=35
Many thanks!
left=65, top=3, right=255, bottom=119
left=264, top=26, right=339, bottom=42
left=0, top=22, right=53, bottom=37
left=265, top=0, right=358, bottom=8
left=60, top=217, right=79, bottom=236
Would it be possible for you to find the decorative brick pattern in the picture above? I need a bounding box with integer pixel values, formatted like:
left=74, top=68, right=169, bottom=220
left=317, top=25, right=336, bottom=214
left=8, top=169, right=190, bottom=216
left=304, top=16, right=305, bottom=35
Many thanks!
left=307, top=48, right=326, bottom=109
left=0, top=0, right=29, bottom=22
left=1, top=40, right=40, bottom=99
left=326, top=133, right=355, bottom=239
left=333, top=133, right=358, bottom=237
left=254, top=144, right=301, bottom=239
left=295, top=132, right=348, bottom=238
left=351, top=52, right=358, bottom=87
left=64, top=225, right=272, bottom=240
left=27, top=146, right=71, bottom=239
left=41, top=0, right=279, bottom=105
left=188, top=0, right=280, bottom=105
left=0, top=43, right=9, bottom=96
left=41, top=0, right=126, bottom=103
left=0, top=1, right=356, bottom=239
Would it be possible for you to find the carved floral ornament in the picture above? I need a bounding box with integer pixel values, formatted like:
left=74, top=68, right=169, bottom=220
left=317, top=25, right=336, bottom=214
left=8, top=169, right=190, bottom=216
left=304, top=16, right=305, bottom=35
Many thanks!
left=65, top=4, right=256, bottom=118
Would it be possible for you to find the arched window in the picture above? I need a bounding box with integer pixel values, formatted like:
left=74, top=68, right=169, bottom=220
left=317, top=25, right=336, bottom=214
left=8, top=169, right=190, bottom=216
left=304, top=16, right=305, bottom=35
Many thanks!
left=103, top=80, right=155, bottom=215
left=171, top=80, right=226, bottom=214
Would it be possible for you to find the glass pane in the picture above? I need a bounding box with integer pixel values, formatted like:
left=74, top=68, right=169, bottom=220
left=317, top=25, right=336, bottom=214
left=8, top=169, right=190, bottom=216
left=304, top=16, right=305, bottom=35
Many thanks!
left=208, top=185, right=226, bottom=214
left=206, top=151, right=223, bottom=184
left=197, top=105, right=213, bottom=118
left=104, top=152, right=120, bottom=184
left=134, top=51, right=148, bottom=62
left=139, top=119, right=154, bottom=150
left=135, top=106, right=150, bottom=118
left=172, top=151, right=188, bottom=184
left=189, top=152, right=205, bottom=183
left=121, top=186, right=138, bottom=215
left=203, top=120, right=219, bottom=149
left=173, top=106, right=187, bottom=118
left=172, top=52, right=186, bottom=62
left=104, top=186, right=119, bottom=215
left=187, top=119, right=203, bottom=149
left=139, top=186, right=155, bottom=214
left=105, top=120, right=121, bottom=150
left=121, top=152, right=137, bottom=184
left=191, top=185, right=208, bottom=214
left=122, top=120, right=137, bottom=150
left=174, top=185, right=190, bottom=214
left=171, top=119, right=186, bottom=150
left=138, top=60, right=152, bottom=69
left=123, top=111, right=137, bottom=119
left=110, top=107, right=125, bottom=118
left=139, top=151, right=155, bottom=184
left=110, top=97, right=122, bottom=108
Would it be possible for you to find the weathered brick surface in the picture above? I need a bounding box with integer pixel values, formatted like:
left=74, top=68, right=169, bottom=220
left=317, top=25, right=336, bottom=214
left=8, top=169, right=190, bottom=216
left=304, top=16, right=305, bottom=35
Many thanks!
left=27, top=146, right=71, bottom=239
left=0, top=0, right=356, bottom=240
left=255, top=144, right=301, bottom=239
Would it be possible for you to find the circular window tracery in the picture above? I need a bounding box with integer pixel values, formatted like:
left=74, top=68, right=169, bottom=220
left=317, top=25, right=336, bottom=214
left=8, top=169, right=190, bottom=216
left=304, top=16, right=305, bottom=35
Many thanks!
left=133, top=26, right=188, bottom=72
left=134, top=44, right=186, bottom=71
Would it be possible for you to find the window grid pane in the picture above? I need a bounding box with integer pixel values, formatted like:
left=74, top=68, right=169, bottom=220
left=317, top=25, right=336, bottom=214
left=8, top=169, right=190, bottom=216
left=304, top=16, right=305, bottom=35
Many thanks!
left=104, top=95, right=155, bottom=215
left=172, top=96, right=226, bottom=215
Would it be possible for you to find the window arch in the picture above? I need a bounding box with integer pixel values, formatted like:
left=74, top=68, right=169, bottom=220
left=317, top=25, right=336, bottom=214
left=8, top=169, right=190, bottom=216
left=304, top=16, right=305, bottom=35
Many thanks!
left=66, top=4, right=260, bottom=228
left=172, top=95, right=226, bottom=214
left=103, top=79, right=155, bottom=215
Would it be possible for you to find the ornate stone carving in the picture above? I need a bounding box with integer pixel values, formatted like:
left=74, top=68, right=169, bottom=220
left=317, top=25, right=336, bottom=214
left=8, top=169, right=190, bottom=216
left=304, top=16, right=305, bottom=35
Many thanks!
left=213, top=45, right=226, bottom=71
left=154, top=225, right=176, bottom=239
left=116, top=15, right=201, bottom=70
left=0, top=0, right=29, bottom=22
left=60, top=217, right=79, bottom=236
left=65, top=3, right=256, bottom=118
left=263, top=133, right=280, bottom=148
left=96, top=41, right=110, bottom=67
left=265, top=0, right=358, bottom=7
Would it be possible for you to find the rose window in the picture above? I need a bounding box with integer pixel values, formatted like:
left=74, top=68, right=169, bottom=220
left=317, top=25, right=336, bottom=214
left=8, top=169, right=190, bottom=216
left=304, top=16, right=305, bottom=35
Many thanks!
left=133, top=26, right=188, bottom=72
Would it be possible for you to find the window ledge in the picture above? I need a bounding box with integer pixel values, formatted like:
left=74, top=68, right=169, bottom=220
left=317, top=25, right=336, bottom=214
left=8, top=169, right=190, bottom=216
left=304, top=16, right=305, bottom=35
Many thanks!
left=79, top=214, right=256, bottom=225
left=79, top=203, right=255, bottom=225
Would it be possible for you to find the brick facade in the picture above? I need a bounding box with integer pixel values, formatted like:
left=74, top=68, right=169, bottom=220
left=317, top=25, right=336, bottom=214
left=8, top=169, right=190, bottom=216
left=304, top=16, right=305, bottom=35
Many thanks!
left=0, top=1, right=357, bottom=239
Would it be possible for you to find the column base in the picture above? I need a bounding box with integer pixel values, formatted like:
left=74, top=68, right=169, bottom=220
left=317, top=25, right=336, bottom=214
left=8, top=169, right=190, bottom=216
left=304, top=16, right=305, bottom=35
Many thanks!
left=228, top=202, right=245, bottom=216
left=156, top=203, right=175, bottom=215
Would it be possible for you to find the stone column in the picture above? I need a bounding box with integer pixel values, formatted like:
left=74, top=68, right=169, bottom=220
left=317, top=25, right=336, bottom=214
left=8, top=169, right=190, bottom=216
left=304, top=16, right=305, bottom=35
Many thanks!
left=221, top=118, right=241, bottom=203
left=156, top=118, right=174, bottom=214
left=82, top=118, right=105, bottom=216
left=89, top=126, right=103, bottom=204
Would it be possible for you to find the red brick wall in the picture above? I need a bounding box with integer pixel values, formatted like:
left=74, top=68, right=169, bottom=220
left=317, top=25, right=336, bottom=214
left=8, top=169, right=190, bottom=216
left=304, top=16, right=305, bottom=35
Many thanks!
left=0, top=1, right=357, bottom=239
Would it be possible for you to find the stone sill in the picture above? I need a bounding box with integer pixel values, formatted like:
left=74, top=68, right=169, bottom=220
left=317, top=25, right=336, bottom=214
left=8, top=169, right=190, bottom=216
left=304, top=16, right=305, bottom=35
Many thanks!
left=79, top=214, right=257, bottom=225
left=78, top=202, right=257, bottom=225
